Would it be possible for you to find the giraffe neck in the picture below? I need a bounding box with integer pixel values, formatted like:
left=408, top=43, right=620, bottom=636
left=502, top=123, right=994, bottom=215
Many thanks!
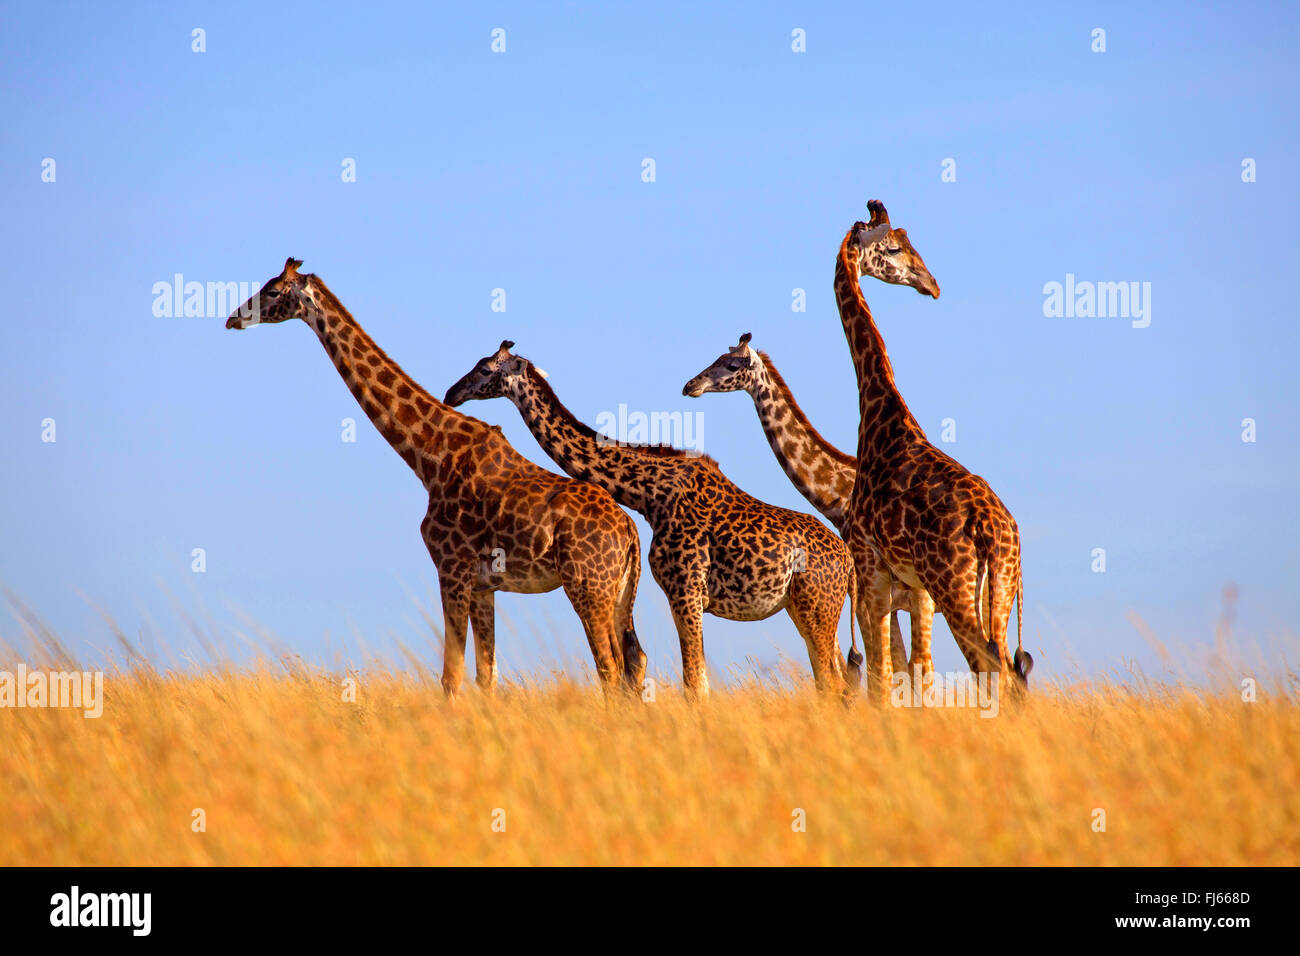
left=305, top=279, right=483, bottom=490
left=834, top=232, right=927, bottom=459
left=507, top=365, right=684, bottom=515
left=749, top=351, right=855, bottom=531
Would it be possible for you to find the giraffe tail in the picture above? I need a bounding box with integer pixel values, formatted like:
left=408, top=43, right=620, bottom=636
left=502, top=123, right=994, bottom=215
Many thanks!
left=975, top=514, right=1032, bottom=690
left=974, top=555, right=989, bottom=642
left=618, top=533, right=648, bottom=694
left=845, top=562, right=863, bottom=693
left=1012, top=557, right=1033, bottom=686
left=972, top=516, right=1003, bottom=676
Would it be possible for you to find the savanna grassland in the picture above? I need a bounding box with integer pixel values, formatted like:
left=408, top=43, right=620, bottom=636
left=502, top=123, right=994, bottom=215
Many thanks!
left=3, top=659, right=1297, bottom=866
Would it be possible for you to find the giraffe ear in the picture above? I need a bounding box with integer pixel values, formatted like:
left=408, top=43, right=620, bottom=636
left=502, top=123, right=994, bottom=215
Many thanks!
left=855, top=222, right=891, bottom=247
left=498, top=340, right=515, bottom=354
left=283, top=257, right=303, bottom=278
left=866, top=200, right=890, bottom=227
left=506, top=354, right=537, bottom=376
left=738, top=332, right=752, bottom=348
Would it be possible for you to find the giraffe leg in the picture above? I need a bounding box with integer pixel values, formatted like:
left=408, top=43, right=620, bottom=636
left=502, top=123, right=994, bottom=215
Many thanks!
left=668, top=592, right=709, bottom=700
left=889, top=609, right=908, bottom=674
left=857, top=560, right=894, bottom=705
left=562, top=581, right=623, bottom=694
left=554, top=531, right=626, bottom=694
left=908, top=588, right=936, bottom=703
left=469, top=591, right=497, bottom=693
left=852, top=589, right=897, bottom=691
left=928, top=554, right=1018, bottom=703
left=937, top=602, right=1010, bottom=711
left=983, top=564, right=1023, bottom=702
left=439, top=581, right=471, bottom=701
left=846, top=532, right=894, bottom=703
left=786, top=579, right=848, bottom=698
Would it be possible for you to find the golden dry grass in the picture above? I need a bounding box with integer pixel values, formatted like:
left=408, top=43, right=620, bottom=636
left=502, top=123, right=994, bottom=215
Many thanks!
left=2, top=663, right=1297, bottom=866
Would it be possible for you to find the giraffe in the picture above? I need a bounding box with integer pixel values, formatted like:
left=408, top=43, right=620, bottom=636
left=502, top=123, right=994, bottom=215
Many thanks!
left=681, top=332, right=927, bottom=678
left=833, top=201, right=1032, bottom=702
left=444, top=342, right=861, bottom=699
left=225, top=258, right=647, bottom=699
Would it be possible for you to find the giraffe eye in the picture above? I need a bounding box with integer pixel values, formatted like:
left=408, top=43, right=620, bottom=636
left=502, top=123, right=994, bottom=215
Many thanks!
left=726, top=360, right=745, bottom=371
left=885, top=247, right=902, bottom=255
left=478, top=366, right=491, bottom=376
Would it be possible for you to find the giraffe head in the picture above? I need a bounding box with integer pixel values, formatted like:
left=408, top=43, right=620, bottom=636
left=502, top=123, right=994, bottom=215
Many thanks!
left=681, top=332, right=764, bottom=398
left=443, top=340, right=545, bottom=407
left=845, top=200, right=940, bottom=298
left=225, top=257, right=322, bottom=329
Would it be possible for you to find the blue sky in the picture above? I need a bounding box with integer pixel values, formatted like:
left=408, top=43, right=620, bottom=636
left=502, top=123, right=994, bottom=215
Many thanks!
left=1, top=1, right=1296, bottom=686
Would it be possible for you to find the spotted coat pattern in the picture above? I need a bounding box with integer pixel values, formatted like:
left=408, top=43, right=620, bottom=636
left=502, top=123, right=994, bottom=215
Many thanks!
left=682, top=335, right=924, bottom=675
left=834, top=203, right=1031, bottom=701
left=226, top=259, right=645, bottom=699
left=445, top=344, right=860, bottom=699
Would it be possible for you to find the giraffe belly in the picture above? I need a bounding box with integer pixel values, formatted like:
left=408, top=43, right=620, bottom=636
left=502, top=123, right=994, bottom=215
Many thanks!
left=704, top=567, right=790, bottom=621
left=479, top=555, right=563, bottom=595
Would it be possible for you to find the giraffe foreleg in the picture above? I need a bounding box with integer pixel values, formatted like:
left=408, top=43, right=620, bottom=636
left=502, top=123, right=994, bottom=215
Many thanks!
left=667, top=591, right=709, bottom=700
left=438, top=579, right=471, bottom=701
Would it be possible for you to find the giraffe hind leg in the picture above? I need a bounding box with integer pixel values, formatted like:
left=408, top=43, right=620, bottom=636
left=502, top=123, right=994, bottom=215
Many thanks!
left=785, top=580, right=847, bottom=698
left=889, top=610, right=908, bottom=674
left=558, top=572, right=624, bottom=693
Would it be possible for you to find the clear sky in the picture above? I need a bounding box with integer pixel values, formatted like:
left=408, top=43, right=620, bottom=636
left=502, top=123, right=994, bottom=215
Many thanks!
left=1, top=1, right=1296, bottom=687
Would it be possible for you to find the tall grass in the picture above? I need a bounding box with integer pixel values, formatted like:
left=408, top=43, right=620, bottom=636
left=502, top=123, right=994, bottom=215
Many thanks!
left=2, top=658, right=1296, bottom=865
